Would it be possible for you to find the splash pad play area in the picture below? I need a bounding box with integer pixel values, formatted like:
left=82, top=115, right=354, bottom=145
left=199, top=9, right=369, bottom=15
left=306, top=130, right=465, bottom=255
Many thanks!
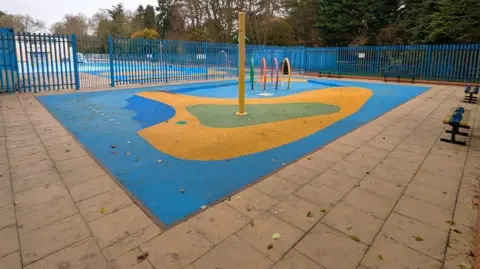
left=37, top=13, right=431, bottom=227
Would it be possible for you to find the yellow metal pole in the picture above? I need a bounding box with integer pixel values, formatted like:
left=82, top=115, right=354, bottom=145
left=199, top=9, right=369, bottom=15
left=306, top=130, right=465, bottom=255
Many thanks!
left=236, top=12, right=247, bottom=115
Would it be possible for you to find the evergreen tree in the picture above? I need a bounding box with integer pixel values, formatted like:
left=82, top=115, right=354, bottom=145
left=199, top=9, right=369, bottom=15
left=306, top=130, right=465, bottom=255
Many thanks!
left=107, top=4, right=126, bottom=37
left=144, top=5, right=156, bottom=29
left=400, top=0, right=438, bottom=44
left=132, top=5, right=145, bottom=31
left=156, top=0, right=173, bottom=38
left=427, top=0, right=480, bottom=43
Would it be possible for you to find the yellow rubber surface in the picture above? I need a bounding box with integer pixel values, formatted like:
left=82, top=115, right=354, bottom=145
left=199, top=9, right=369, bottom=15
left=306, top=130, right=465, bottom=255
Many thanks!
left=137, top=87, right=372, bottom=160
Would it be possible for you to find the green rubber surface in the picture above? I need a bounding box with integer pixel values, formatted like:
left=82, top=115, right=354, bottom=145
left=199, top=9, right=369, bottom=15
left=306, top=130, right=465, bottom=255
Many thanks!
left=187, top=103, right=341, bottom=128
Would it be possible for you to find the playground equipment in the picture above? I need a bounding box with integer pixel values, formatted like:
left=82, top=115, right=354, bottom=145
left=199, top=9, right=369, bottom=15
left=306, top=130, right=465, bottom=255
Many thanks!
left=237, top=12, right=247, bottom=115
left=281, top=57, right=292, bottom=90
left=250, top=58, right=255, bottom=90
left=272, top=57, right=279, bottom=89
left=260, top=57, right=267, bottom=90
left=218, top=50, right=228, bottom=78
left=248, top=56, right=290, bottom=91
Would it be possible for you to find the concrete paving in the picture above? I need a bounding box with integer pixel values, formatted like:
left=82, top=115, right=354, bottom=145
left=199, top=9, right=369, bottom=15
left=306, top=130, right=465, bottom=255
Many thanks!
left=0, top=81, right=478, bottom=269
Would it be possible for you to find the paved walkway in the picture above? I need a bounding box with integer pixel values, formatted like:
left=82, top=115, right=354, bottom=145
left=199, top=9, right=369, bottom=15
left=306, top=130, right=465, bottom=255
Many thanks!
left=0, top=82, right=478, bottom=269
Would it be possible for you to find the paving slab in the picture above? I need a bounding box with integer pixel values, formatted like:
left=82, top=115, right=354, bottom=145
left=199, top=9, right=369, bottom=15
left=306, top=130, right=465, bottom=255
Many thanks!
left=237, top=212, right=304, bottom=262
left=139, top=222, right=213, bottom=269
left=188, top=202, right=250, bottom=245
left=270, top=195, right=325, bottom=232
left=19, top=214, right=90, bottom=265
left=295, top=223, right=368, bottom=269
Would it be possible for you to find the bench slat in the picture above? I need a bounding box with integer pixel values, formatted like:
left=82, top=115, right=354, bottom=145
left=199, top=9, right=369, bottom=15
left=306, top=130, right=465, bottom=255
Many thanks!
left=443, top=107, right=457, bottom=124
left=460, top=109, right=471, bottom=128
left=464, top=86, right=472, bottom=93
left=450, top=108, right=465, bottom=124
left=474, top=87, right=479, bottom=94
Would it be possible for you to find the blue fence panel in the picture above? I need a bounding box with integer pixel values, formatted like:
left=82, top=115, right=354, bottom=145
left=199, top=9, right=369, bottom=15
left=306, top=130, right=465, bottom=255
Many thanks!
left=110, top=38, right=238, bottom=86
left=0, top=30, right=77, bottom=93
left=303, top=44, right=480, bottom=83
left=0, top=28, right=17, bottom=93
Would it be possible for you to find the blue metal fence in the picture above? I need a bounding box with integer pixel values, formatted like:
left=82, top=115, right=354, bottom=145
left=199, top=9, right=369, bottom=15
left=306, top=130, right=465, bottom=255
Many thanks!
left=2, top=26, right=480, bottom=93
left=0, top=28, right=17, bottom=93
left=305, top=44, right=480, bottom=83
left=0, top=30, right=77, bottom=93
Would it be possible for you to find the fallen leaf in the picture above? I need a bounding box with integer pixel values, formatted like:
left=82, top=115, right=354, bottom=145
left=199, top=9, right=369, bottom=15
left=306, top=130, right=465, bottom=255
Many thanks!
left=446, top=220, right=456, bottom=225
left=267, top=244, right=273, bottom=250
left=320, top=208, right=327, bottom=213
left=236, top=195, right=242, bottom=199
left=396, top=184, right=402, bottom=187
left=200, top=205, right=207, bottom=210
left=443, top=191, right=447, bottom=194
left=157, top=160, right=163, bottom=163
left=137, top=252, right=149, bottom=262
left=350, top=235, right=360, bottom=242
left=272, top=233, right=281, bottom=240
left=412, top=235, right=424, bottom=241
left=450, top=227, right=462, bottom=234
left=472, top=198, right=479, bottom=206
left=226, top=196, right=231, bottom=201
left=367, top=212, right=374, bottom=216
left=365, top=171, right=370, bottom=175
left=377, top=254, right=384, bottom=260
left=306, top=157, right=312, bottom=160
left=306, top=211, right=313, bottom=217
left=65, top=149, right=70, bottom=152
left=459, top=262, right=472, bottom=269
left=250, top=221, right=254, bottom=227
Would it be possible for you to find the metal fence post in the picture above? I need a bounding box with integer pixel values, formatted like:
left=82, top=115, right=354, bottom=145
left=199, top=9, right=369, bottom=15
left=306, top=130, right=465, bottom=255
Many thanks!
left=375, top=46, right=381, bottom=76
left=205, top=41, right=209, bottom=80
left=108, top=36, right=115, bottom=87
left=425, top=45, right=432, bottom=80
left=71, top=34, right=80, bottom=90
left=302, top=46, right=307, bottom=74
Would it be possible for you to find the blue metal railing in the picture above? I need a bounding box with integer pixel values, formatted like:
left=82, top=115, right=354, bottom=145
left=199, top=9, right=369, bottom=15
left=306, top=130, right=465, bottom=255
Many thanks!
left=2, top=26, right=480, bottom=93
left=1, top=30, right=76, bottom=93
left=304, top=44, right=480, bottom=83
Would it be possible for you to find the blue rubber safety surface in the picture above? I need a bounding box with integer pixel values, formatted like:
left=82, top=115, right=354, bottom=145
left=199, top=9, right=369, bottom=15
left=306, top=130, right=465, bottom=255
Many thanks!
left=38, top=79, right=430, bottom=226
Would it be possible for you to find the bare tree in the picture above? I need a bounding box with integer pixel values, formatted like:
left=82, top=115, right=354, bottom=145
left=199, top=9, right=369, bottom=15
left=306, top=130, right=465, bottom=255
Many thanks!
left=0, top=13, right=45, bottom=32
left=50, top=13, right=89, bottom=36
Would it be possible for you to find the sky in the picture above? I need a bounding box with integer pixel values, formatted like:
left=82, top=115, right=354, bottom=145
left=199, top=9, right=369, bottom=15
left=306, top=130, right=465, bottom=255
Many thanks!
left=2, top=0, right=158, bottom=27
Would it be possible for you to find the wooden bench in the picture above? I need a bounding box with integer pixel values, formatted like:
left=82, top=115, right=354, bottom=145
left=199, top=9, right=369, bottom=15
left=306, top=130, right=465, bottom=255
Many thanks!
left=463, top=86, right=479, bottom=104
left=318, top=70, right=341, bottom=78
left=441, top=107, right=471, bottom=145
left=382, top=72, right=416, bottom=83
